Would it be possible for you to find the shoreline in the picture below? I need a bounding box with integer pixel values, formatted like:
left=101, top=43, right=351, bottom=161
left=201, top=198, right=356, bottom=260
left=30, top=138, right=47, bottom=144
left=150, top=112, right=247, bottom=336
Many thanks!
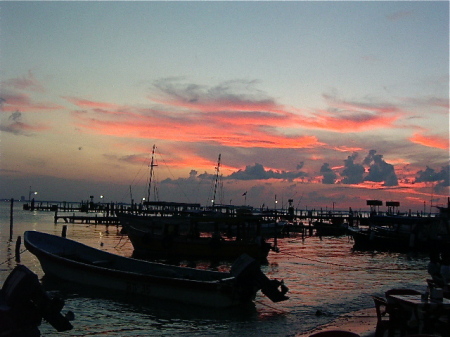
left=295, top=308, right=377, bottom=337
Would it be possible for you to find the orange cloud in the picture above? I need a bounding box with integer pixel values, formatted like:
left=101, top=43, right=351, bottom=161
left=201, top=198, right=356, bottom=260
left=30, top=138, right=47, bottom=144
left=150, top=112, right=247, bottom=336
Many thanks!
left=73, top=110, right=322, bottom=149
left=297, top=109, right=400, bottom=132
left=301, top=94, right=405, bottom=132
left=69, top=81, right=411, bottom=151
left=409, top=133, right=449, bottom=150
left=331, top=146, right=364, bottom=153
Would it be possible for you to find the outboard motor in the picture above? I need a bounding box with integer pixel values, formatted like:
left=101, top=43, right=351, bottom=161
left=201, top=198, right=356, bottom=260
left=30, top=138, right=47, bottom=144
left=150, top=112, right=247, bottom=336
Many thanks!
left=231, top=254, right=289, bottom=303
left=0, top=265, right=73, bottom=336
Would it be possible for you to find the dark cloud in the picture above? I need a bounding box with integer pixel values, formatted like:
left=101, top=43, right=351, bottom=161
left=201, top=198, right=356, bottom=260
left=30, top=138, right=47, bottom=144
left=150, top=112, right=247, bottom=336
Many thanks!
left=159, top=163, right=307, bottom=185
left=228, top=163, right=267, bottom=180
left=363, top=150, right=398, bottom=186
left=9, top=111, right=22, bottom=122
left=197, top=171, right=214, bottom=180
left=227, top=163, right=307, bottom=181
left=117, top=154, right=147, bottom=165
left=320, top=163, right=337, bottom=184
left=338, top=150, right=399, bottom=186
left=0, top=111, right=30, bottom=135
left=152, top=78, right=278, bottom=110
left=415, top=165, right=449, bottom=188
left=188, top=170, right=198, bottom=179
left=341, top=153, right=365, bottom=184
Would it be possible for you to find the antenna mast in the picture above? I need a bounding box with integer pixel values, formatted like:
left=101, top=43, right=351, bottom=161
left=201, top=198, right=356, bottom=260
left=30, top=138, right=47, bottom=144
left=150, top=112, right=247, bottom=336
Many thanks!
left=147, top=145, right=157, bottom=202
left=212, top=154, right=221, bottom=207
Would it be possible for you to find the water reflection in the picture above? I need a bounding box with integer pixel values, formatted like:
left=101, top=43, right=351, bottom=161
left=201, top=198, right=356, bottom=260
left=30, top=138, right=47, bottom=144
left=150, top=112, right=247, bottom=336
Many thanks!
left=42, top=274, right=260, bottom=336
left=0, top=203, right=431, bottom=336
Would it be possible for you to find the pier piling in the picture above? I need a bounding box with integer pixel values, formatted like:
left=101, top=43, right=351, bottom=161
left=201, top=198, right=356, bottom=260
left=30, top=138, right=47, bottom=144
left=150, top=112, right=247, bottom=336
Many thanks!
left=62, top=225, right=67, bottom=238
left=15, top=236, right=21, bottom=262
left=9, top=198, right=14, bottom=241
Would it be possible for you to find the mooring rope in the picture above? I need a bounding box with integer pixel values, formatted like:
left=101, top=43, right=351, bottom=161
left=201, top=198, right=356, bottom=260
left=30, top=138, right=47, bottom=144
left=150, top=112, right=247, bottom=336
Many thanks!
left=278, top=249, right=426, bottom=272
left=254, top=299, right=289, bottom=313
left=114, top=234, right=130, bottom=250
left=0, top=248, right=27, bottom=266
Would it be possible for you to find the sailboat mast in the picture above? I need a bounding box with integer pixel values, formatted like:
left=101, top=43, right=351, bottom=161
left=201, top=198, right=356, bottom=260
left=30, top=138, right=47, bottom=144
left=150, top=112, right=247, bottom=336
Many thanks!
left=147, top=145, right=157, bottom=202
left=212, top=154, right=221, bottom=207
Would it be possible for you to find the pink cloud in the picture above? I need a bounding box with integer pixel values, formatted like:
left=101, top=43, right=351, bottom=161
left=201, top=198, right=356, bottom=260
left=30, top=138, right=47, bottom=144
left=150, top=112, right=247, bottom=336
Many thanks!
left=322, top=93, right=401, bottom=114
left=0, top=111, right=51, bottom=135
left=0, top=72, right=65, bottom=112
left=1, top=71, right=46, bottom=93
left=310, top=111, right=398, bottom=132
left=69, top=81, right=414, bottom=151
left=296, top=94, right=406, bottom=132
left=0, top=91, right=64, bottom=112
left=73, top=110, right=322, bottom=149
left=332, top=146, right=364, bottom=153
left=64, top=97, right=122, bottom=111
left=409, top=133, right=449, bottom=150
left=401, top=96, right=449, bottom=111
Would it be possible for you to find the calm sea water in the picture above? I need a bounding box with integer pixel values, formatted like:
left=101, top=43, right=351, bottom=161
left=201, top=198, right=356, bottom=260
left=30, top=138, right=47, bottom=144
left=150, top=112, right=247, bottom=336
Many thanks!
left=0, top=201, right=429, bottom=336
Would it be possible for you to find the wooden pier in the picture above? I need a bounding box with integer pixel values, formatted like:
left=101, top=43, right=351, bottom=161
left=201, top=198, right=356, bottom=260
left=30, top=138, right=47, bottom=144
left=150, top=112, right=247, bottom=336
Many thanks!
left=54, top=214, right=120, bottom=225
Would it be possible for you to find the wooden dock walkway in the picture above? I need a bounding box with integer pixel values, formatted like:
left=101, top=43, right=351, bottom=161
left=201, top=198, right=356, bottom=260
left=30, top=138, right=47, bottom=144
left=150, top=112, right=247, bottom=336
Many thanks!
left=54, top=214, right=120, bottom=225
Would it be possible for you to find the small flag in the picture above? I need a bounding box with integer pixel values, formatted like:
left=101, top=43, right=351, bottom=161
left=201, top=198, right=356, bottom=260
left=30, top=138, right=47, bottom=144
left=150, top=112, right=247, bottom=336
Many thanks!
left=242, top=191, right=247, bottom=196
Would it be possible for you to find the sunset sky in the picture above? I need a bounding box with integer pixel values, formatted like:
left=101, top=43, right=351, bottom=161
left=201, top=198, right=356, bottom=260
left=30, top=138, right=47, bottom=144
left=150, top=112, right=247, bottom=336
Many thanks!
left=1, top=1, right=448, bottom=212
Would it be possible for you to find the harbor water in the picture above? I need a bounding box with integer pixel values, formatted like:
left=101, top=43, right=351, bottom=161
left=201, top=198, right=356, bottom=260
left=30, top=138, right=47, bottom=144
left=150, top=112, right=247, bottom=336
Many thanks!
left=1, top=201, right=429, bottom=336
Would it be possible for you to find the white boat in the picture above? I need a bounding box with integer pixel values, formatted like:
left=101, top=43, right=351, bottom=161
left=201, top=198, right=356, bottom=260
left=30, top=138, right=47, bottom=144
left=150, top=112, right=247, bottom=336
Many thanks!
left=24, top=231, right=288, bottom=308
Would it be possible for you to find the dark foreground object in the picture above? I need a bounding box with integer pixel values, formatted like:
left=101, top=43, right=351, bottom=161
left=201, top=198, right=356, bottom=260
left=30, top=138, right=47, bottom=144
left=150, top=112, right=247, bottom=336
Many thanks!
left=0, top=265, right=73, bottom=337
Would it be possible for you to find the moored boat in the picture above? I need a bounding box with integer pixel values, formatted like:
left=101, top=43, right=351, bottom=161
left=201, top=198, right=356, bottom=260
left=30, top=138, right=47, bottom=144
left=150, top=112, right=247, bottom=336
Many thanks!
left=348, top=207, right=449, bottom=252
left=24, top=231, right=288, bottom=308
left=124, top=222, right=273, bottom=261
left=313, top=219, right=348, bottom=237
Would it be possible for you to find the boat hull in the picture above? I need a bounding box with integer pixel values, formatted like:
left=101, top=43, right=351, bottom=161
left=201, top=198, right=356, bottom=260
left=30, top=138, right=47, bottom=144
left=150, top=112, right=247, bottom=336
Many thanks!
left=126, top=224, right=271, bottom=261
left=347, top=211, right=450, bottom=252
left=348, top=226, right=431, bottom=252
left=24, top=231, right=255, bottom=308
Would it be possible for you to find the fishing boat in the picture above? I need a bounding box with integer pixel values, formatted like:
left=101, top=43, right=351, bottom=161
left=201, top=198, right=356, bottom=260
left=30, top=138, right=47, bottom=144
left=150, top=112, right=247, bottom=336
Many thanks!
left=118, top=149, right=275, bottom=259
left=313, top=219, right=348, bottom=237
left=24, top=231, right=288, bottom=308
left=124, top=222, right=273, bottom=260
left=348, top=211, right=449, bottom=252
left=348, top=199, right=450, bottom=252
left=347, top=225, right=419, bottom=252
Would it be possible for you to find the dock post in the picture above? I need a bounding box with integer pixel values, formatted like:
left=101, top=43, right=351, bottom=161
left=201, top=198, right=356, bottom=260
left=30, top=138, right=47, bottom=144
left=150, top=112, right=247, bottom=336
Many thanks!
left=9, top=198, right=14, bottom=241
left=62, top=225, right=67, bottom=238
left=54, top=208, right=58, bottom=223
left=15, top=236, right=21, bottom=262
